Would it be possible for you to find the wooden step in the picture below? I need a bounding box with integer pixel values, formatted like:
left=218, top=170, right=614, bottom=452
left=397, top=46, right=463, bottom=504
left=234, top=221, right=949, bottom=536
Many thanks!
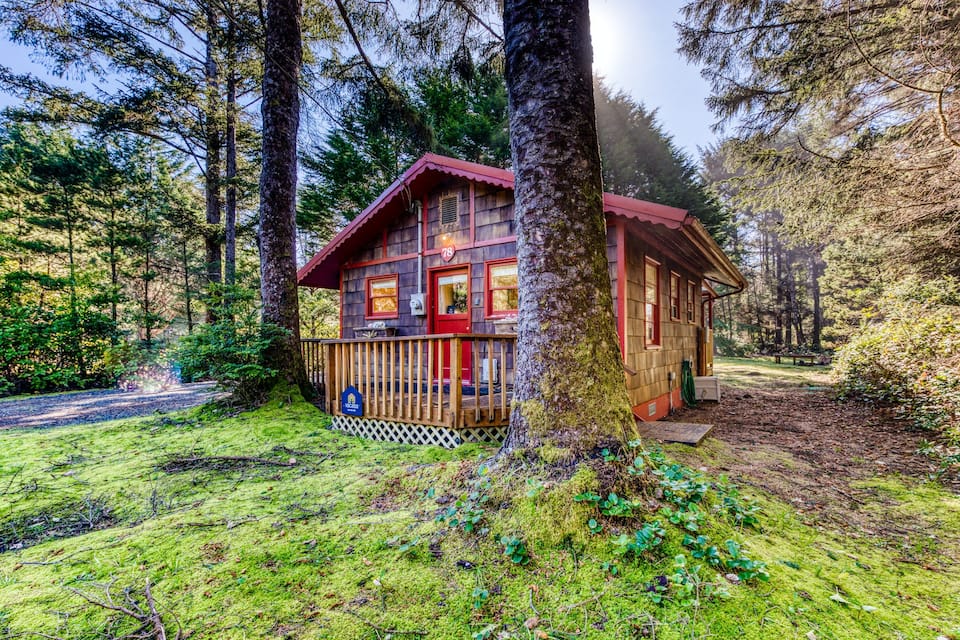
left=635, top=420, right=713, bottom=446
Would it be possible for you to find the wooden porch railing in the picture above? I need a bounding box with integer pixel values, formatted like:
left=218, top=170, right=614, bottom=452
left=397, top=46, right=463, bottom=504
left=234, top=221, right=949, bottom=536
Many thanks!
left=318, top=333, right=515, bottom=429
left=300, top=338, right=327, bottom=407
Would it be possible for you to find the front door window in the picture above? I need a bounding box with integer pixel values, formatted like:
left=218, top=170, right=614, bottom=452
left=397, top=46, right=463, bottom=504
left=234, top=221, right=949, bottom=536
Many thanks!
left=436, top=273, right=468, bottom=316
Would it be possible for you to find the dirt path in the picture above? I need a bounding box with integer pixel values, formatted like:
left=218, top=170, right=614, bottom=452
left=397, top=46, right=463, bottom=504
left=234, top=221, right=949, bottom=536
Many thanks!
left=670, top=361, right=959, bottom=559
left=0, top=382, right=220, bottom=429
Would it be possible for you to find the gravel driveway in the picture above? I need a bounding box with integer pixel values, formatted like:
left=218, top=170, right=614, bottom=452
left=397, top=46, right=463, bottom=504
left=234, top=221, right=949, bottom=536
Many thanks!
left=0, top=382, right=220, bottom=429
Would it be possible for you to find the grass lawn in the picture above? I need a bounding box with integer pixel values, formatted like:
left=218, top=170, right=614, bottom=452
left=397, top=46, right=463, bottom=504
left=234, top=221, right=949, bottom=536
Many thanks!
left=0, top=374, right=958, bottom=639
left=711, top=356, right=832, bottom=390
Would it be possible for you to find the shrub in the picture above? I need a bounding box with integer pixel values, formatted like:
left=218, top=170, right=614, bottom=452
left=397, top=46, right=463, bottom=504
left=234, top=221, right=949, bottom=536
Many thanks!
left=172, top=286, right=286, bottom=404
left=834, top=277, right=960, bottom=446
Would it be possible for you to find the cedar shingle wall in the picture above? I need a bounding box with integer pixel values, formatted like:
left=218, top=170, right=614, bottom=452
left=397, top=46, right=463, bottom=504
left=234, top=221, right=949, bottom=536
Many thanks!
left=338, top=178, right=703, bottom=407
left=621, top=231, right=701, bottom=406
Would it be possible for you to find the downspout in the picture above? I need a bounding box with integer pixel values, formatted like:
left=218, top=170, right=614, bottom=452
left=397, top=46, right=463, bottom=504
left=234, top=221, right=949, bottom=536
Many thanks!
left=415, top=199, right=423, bottom=295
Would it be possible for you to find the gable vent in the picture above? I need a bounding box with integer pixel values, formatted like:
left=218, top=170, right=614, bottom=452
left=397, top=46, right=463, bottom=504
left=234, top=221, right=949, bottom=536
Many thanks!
left=440, top=194, right=459, bottom=225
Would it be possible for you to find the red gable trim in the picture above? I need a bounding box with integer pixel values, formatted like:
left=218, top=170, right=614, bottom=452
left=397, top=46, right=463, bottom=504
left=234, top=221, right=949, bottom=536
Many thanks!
left=297, top=153, right=723, bottom=289
left=297, top=154, right=513, bottom=288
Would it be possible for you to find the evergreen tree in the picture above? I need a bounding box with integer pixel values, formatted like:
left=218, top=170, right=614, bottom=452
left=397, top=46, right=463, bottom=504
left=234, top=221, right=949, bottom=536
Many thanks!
left=501, top=0, right=635, bottom=457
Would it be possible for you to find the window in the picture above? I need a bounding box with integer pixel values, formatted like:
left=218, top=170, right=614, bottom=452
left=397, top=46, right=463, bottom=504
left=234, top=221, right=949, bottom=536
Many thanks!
left=669, top=272, right=681, bottom=321
left=436, top=272, right=468, bottom=315
left=686, top=280, right=697, bottom=323
left=440, top=194, right=459, bottom=225
left=366, top=275, right=399, bottom=318
left=486, top=260, right=518, bottom=317
left=644, top=259, right=660, bottom=347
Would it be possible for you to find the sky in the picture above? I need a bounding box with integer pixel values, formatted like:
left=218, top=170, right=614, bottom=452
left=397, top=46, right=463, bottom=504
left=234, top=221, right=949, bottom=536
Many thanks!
left=590, top=0, right=719, bottom=157
left=0, top=0, right=719, bottom=159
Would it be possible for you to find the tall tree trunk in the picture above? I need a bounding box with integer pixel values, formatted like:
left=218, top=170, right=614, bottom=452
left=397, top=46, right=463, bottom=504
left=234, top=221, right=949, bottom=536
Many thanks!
left=143, top=247, right=152, bottom=348
left=224, top=21, right=238, bottom=288
left=501, top=0, right=634, bottom=457
left=204, top=11, right=223, bottom=322
left=259, top=0, right=308, bottom=394
left=182, top=237, right=194, bottom=334
left=810, top=251, right=823, bottom=351
left=784, top=247, right=793, bottom=347
left=107, top=198, right=119, bottom=343
left=774, top=235, right=784, bottom=348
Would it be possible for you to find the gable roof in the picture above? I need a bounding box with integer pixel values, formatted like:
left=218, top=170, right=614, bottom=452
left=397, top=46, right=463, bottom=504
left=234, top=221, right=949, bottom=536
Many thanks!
left=297, top=153, right=744, bottom=291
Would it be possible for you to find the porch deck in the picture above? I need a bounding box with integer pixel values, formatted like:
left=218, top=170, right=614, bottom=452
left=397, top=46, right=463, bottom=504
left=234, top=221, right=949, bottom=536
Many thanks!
left=302, top=333, right=516, bottom=434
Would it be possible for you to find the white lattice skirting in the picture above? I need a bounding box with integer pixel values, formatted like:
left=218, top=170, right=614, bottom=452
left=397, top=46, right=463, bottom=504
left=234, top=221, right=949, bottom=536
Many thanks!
left=331, top=415, right=507, bottom=448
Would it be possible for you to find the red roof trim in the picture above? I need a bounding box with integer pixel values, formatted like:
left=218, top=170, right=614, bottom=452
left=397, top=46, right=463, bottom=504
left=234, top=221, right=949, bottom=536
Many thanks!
left=297, top=153, right=720, bottom=289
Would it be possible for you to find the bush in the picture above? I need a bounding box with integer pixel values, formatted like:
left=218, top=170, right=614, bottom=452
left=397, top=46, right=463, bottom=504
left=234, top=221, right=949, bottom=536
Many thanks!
left=172, top=287, right=286, bottom=404
left=834, top=277, right=960, bottom=446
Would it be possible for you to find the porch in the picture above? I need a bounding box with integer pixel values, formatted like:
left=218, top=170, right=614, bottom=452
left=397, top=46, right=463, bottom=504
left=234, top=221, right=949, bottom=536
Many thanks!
left=300, top=334, right=516, bottom=448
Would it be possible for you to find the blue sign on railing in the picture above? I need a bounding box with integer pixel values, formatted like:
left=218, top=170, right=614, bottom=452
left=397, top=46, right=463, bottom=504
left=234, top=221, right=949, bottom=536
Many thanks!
left=341, top=385, right=363, bottom=416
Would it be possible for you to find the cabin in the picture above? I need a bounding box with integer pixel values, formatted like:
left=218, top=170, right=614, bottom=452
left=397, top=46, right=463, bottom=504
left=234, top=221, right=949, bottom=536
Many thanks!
left=297, top=153, right=745, bottom=448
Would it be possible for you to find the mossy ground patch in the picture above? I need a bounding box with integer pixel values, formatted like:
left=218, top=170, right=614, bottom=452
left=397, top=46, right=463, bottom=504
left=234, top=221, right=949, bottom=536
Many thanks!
left=0, top=373, right=957, bottom=638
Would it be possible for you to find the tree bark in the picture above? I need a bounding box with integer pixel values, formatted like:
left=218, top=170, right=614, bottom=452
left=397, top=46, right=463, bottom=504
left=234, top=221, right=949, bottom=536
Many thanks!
left=204, top=9, right=223, bottom=322
left=259, top=0, right=309, bottom=395
left=224, top=20, right=238, bottom=288
left=810, top=251, right=823, bottom=351
left=181, top=237, right=194, bottom=334
left=500, top=0, right=635, bottom=457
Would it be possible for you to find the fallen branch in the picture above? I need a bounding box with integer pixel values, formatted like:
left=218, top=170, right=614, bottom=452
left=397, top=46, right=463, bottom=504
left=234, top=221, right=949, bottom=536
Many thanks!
left=144, top=578, right=166, bottom=640
left=179, top=515, right=260, bottom=529
left=67, top=577, right=184, bottom=639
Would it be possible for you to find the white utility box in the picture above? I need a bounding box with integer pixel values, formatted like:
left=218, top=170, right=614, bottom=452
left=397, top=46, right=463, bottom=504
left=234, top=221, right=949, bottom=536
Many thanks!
left=693, top=376, right=721, bottom=402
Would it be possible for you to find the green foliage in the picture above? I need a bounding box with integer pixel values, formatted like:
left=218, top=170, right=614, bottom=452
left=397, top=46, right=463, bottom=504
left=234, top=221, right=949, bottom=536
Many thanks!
left=587, top=518, right=603, bottom=535
left=500, top=535, right=530, bottom=565
left=0, top=123, right=204, bottom=395
left=664, top=504, right=704, bottom=532
left=598, top=492, right=637, bottom=517
left=612, top=520, right=666, bottom=558
left=834, top=277, right=960, bottom=447
left=436, top=466, right=491, bottom=534
left=715, top=481, right=763, bottom=529
left=664, top=554, right=730, bottom=607
left=173, top=287, right=285, bottom=404
left=724, top=539, right=770, bottom=582
left=471, top=586, right=489, bottom=610
left=683, top=534, right=722, bottom=566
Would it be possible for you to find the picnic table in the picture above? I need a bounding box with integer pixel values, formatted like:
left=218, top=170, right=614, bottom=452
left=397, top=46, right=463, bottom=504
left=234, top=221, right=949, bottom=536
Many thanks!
left=774, top=353, right=819, bottom=365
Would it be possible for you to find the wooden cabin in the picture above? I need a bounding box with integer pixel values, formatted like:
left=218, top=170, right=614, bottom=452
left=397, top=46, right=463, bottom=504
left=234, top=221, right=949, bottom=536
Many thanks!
left=298, top=153, right=744, bottom=447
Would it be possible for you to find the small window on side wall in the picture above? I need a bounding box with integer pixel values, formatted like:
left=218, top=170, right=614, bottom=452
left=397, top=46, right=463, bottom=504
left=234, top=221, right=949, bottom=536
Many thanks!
left=686, top=280, right=697, bottom=323
left=670, top=272, right=681, bottom=321
left=486, top=259, right=518, bottom=317
left=366, top=275, right=399, bottom=319
left=644, top=259, right=661, bottom=347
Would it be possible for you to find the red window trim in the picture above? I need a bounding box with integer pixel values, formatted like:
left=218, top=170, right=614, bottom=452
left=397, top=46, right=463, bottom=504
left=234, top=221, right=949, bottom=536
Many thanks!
left=644, top=257, right=661, bottom=348
left=365, top=274, right=399, bottom=320
left=484, top=258, right=519, bottom=319
left=686, top=279, right=697, bottom=324
left=669, top=271, right=682, bottom=321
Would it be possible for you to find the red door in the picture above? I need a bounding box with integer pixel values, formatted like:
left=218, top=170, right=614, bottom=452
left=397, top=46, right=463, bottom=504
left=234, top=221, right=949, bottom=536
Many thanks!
left=430, top=268, right=471, bottom=382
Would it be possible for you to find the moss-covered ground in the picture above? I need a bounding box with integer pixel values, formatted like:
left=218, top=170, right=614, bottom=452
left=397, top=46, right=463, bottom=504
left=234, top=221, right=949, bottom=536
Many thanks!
left=0, top=371, right=958, bottom=639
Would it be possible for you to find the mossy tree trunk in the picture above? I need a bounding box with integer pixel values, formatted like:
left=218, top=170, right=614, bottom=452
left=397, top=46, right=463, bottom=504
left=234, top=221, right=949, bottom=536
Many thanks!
left=501, top=0, right=636, bottom=458
left=258, top=0, right=309, bottom=396
left=204, top=5, right=223, bottom=323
